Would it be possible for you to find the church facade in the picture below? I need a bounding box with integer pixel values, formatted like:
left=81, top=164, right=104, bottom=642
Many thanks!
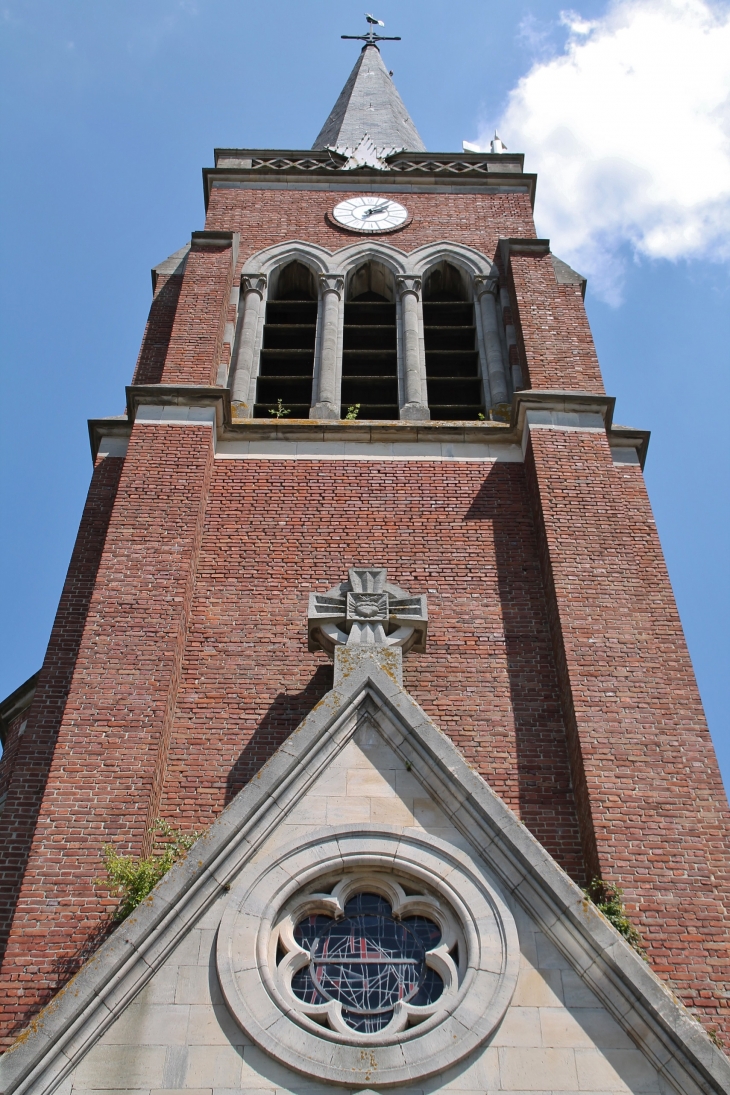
left=1, top=36, right=729, bottom=1095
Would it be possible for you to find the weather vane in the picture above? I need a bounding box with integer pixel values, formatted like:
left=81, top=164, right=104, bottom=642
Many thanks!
left=342, top=13, right=401, bottom=45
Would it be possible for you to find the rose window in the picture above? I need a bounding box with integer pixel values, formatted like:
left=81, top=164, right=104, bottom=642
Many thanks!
left=275, top=876, right=462, bottom=1037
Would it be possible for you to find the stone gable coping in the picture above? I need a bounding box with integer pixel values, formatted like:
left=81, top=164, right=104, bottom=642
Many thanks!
left=0, top=655, right=727, bottom=1095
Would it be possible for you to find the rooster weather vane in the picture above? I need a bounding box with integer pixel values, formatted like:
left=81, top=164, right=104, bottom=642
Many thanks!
left=342, top=13, right=401, bottom=45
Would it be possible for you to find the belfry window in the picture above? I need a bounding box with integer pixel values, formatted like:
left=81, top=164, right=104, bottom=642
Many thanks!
left=423, top=262, right=485, bottom=420
left=341, top=262, right=399, bottom=420
left=254, top=261, right=317, bottom=418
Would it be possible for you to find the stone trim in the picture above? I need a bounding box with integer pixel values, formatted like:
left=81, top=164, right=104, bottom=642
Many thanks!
left=0, top=674, right=39, bottom=749
left=213, top=147, right=527, bottom=171
left=87, top=418, right=132, bottom=463
left=0, top=657, right=727, bottom=1095
left=124, top=384, right=231, bottom=427
left=209, top=179, right=533, bottom=197
left=512, top=390, right=616, bottom=430
left=217, top=825, right=519, bottom=1083
left=215, top=438, right=523, bottom=462
left=89, top=391, right=649, bottom=468
left=95, top=435, right=129, bottom=459
left=499, top=238, right=552, bottom=268
left=189, top=230, right=239, bottom=272
left=237, top=238, right=507, bottom=420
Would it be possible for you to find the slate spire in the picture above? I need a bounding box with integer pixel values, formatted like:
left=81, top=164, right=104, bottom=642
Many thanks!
left=312, top=44, right=426, bottom=153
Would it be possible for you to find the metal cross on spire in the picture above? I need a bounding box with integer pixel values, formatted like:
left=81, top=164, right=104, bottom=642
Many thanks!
left=342, top=12, right=401, bottom=45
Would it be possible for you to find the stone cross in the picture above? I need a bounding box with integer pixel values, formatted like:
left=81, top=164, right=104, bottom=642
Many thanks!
left=308, top=568, right=427, bottom=656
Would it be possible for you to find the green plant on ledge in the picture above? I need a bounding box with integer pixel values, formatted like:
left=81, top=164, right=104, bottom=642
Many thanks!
left=584, top=878, right=647, bottom=958
left=268, top=398, right=291, bottom=419
left=98, top=818, right=202, bottom=922
left=345, top=403, right=361, bottom=420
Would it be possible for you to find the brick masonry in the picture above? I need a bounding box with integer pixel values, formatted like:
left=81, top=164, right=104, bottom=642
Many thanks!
left=1, top=174, right=728, bottom=1051
left=525, top=426, right=730, bottom=1034
left=0, top=423, right=214, bottom=1045
left=133, top=269, right=185, bottom=386
left=160, top=239, right=235, bottom=386
left=508, top=249, right=604, bottom=393
left=0, top=456, right=122, bottom=995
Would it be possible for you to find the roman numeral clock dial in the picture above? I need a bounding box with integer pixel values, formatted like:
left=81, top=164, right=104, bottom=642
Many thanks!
left=331, top=195, right=409, bottom=233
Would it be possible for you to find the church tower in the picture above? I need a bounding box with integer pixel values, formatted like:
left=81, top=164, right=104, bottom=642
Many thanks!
left=1, top=28, right=729, bottom=1094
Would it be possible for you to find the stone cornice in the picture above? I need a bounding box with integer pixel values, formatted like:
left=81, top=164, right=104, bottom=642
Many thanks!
left=499, top=238, right=551, bottom=269
left=512, top=389, right=616, bottom=431
left=190, top=230, right=239, bottom=273
left=88, top=388, right=648, bottom=469
left=0, top=671, right=39, bottom=747
left=203, top=149, right=537, bottom=209
left=124, top=384, right=231, bottom=425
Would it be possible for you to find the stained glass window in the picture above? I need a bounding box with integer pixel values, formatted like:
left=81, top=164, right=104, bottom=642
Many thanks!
left=292, top=892, right=444, bottom=1033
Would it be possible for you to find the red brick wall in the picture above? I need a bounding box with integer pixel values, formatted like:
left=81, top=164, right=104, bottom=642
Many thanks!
left=205, top=188, right=536, bottom=271
left=161, top=458, right=584, bottom=879
left=525, top=426, right=730, bottom=1037
left=508, top=251, right=604, bottom=393
left=0, top=423, right=214, bottom=1047
left=0, top=456, right=122, bottom=1017
left=160, top=241, right=235, bottom=386
left=133, top=270, right=185, bottom=385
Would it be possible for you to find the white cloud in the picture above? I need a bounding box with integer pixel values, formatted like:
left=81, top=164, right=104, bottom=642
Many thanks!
left=477, top=0, right=730, bottom=303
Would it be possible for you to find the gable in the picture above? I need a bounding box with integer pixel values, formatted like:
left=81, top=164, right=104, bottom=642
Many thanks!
left=1, top=655, right=727, bottom=1095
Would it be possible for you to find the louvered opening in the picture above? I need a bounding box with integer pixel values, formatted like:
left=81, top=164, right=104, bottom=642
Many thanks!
left=254, top=262, right=316, bottom=418
left=341, top=262, right=398, bottom=420
left=423, top=263, right=484, bottom=420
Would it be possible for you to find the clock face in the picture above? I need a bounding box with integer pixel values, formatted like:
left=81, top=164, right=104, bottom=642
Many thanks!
left=331, top=195, right=409, bottom=234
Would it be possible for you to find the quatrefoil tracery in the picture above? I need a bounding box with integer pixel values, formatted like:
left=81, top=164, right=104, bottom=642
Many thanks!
left=275, top=875, right=462, bottom=1037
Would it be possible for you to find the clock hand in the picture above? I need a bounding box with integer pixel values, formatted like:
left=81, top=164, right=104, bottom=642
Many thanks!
left=361, top=204, right=389, bottom=217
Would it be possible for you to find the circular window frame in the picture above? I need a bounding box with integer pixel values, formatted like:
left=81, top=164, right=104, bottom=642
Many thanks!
left=217, top=825, right=519, bottom=1087
left=277, top=873, right=463, bottom=1036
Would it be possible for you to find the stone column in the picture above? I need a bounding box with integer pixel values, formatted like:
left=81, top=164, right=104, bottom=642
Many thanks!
left=475, top=276, right=509, bottom=407
left=311, top=274, right=343, bottom=420
left=230, top=274, right=267, bottom=412
left=396, top=276, right=430, bottom=421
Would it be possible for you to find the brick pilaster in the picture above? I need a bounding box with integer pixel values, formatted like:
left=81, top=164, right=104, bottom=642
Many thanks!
left=0, top=457, right=122, bottom=970
left=502, top=241, right=604, bottom=393
left=133, top=271, right=186, bottom=385
left=0, top=419, right=214, bottom=1047
left=525, top=424, right=730, bottom=1038
left=160, top=232, right=238, bottom=386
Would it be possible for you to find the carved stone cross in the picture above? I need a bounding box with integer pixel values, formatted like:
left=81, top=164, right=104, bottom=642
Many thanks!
left=308, top=568, right=427, bottom=656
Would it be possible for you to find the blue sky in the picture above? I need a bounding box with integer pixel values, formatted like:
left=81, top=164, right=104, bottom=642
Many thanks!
left=1, top=0, right=728, bottom=783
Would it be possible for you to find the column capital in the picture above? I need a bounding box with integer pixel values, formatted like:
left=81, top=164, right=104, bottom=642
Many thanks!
left=319, top=273, right=344, bottom=297
left=396, top=275, right=422, bottom=299
left=474, top=274, right=499, bottom=298
left=241, top=273, right=267, bottom=297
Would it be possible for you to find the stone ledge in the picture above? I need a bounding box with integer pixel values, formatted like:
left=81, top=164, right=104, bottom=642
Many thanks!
left=125, top=385, right=231, bottom=426
left=512, top=389, right=616, bottom=431
left=88, top=390, right=649, bottom=468
left=189, top=230, right=239, bottom=273
left=499, top=238, right=551, bottom=268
